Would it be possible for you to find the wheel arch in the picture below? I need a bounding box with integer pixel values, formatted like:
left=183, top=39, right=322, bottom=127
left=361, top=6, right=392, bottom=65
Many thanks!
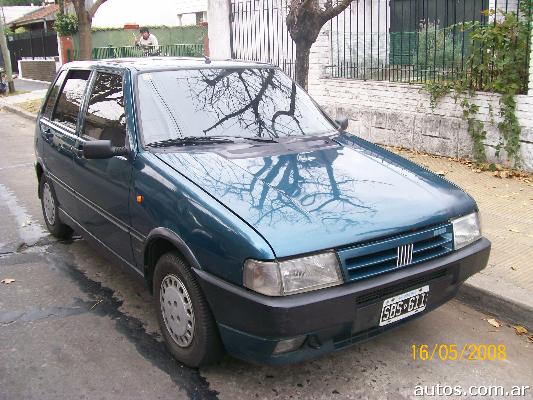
left=35, top=162, right=45, bottom=198
left=143, top=227, right=202, bottom=293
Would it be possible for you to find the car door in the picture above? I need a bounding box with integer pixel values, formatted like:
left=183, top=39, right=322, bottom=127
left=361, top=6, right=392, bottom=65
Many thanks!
left=39, top=69, right=91, bottom=220
left=72, top=70, right=135, bottom=264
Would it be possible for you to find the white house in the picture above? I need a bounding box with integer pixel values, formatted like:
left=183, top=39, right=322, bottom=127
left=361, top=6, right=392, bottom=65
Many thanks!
left=176, top=0, right=207, bottom=26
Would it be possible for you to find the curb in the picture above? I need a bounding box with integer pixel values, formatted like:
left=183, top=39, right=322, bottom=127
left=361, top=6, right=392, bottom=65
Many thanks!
left=458, top=282, right=533, bottom=330
left=1, top=104, right=37, bottom=122
left=17, top=77, right=53, bottom=85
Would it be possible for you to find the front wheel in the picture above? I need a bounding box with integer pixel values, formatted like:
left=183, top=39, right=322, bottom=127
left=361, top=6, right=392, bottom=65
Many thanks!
left=39, top=176, right=72, bottom=239
left=154, top=252, right=223, bottom=367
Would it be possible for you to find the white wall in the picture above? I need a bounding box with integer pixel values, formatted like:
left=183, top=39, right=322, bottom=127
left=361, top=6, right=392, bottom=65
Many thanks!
left=207, top=0, right=231, bottom=58
left=176, top=0, right=207, bottom=14
left=91, top=0, right=180, bottom=28
left=331, top=0, right=389, bottom=69
left=176, top=0, right=207, bottom=26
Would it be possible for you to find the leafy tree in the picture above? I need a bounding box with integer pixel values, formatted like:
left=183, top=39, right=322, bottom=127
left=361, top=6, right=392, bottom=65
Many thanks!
left=286, top=0, right=355, bottom=90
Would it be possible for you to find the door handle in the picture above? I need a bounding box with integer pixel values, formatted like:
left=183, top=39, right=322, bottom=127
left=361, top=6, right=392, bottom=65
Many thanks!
left=43, top=128, right=54, bottom=140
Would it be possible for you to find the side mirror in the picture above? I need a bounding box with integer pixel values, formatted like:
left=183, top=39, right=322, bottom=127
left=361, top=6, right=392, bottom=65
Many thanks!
left=335, top=117, right=349, bottom=132
left=82, top=140, right=129, bottom=159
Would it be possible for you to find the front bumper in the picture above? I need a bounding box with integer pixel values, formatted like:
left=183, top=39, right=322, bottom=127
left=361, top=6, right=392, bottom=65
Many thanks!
left=195, top=238, right=491, bottom=364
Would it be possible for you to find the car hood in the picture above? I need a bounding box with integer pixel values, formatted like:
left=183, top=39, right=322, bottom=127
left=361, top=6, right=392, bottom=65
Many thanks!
left=154, top=134, right=475, bottom=258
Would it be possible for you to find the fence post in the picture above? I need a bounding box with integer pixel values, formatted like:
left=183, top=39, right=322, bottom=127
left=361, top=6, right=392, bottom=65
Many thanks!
left=207, top=0, right=232, bottom=59
left=41, top=29, right=46, bottom=59
left=29, top=30, right=34, bottom=59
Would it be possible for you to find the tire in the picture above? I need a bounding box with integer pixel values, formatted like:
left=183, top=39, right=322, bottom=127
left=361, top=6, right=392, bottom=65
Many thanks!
left=154, top=251, right=223, bottom=367
left=39, top=176, right=73, bottom=239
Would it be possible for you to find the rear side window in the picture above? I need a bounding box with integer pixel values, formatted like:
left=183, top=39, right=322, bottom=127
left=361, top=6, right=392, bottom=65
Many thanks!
left=42, top=70, right=66, bottom=118
left=52, top=69, right=91, bottom=130
left=83, top=72, right=126, bottom=147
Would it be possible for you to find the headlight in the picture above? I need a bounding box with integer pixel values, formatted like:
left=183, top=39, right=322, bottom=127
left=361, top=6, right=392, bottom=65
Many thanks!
left=452, top=212, right=482, bottom=250
left=243, top=251, right=343, bottom=296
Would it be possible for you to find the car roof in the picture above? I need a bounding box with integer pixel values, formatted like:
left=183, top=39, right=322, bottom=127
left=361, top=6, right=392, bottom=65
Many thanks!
left=64, top=57, right=274, bottom=72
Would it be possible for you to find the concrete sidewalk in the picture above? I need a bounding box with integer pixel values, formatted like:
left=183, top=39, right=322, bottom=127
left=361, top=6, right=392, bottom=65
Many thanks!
left=389, top=147, right=533, bottom=328
left=1, top=91, right=532, bottom=328
left=12, top=77, right=50, bottom=92
left=0, top=87, right=46, bottom=120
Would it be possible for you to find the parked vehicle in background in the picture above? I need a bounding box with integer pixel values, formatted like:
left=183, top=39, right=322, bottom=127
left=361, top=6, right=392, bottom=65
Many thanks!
left=34, top=58, right=490, bottom=367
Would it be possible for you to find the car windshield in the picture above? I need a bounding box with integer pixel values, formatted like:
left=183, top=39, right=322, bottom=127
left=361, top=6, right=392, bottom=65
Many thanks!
left=136, top=68, right=335, bottom=146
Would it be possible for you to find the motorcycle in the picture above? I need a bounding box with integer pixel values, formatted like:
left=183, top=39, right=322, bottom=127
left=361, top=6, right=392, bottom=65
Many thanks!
left=0, top=68, right=7, bottom=94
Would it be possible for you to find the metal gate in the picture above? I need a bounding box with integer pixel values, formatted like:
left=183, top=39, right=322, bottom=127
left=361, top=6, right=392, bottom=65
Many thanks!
left=230, top=0, right=296, bottom=78
left=6, top=30, right=58, bottom=73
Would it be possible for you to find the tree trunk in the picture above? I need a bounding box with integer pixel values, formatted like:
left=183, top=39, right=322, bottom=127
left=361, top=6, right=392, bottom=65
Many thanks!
left=295, top=42, right=311, bottom=91
left=78, top=10, right=92, bottom=60
left=287, top=0, right=355, bottom=91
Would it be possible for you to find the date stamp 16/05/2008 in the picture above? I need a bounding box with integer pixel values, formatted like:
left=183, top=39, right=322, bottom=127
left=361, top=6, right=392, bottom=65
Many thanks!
left=411, top=343, right=507, bottom=362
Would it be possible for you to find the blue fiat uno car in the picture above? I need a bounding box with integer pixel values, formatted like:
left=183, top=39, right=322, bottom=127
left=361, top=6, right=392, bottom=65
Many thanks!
left=35, top=58, right=490, bottom=367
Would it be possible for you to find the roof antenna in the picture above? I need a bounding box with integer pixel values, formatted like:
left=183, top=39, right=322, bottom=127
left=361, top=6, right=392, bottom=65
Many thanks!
left=204, top=55, right=211, bottom=64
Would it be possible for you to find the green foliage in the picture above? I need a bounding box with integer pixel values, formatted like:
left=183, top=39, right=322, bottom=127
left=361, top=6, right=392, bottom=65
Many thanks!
left=0, top=0, right=35, bottom=5
left=91, top=25, right=206, bottom=33
left=423, top=1, right=532, bottom=167
left=3, top=26, right=27, bottom=35
left=461, top=98, right=487, bottom=162
left=413, top=22, right=466, bottom=75
left=54, top=13, right=78, bottom=37
left=3, top=24, right=13, bottom=35
left=424, top=81, right=454, bottom=109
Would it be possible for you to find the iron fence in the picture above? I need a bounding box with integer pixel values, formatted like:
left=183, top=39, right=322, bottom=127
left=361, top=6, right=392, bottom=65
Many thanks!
left=329, top=0, right=531, bottom=84
left=67, top=44, right=204, bottom=62
left=229, top=0, right=531, bottom=88
left=230, top=0, right=296, bottom=78
left=6, top=30, right=58, bottom=73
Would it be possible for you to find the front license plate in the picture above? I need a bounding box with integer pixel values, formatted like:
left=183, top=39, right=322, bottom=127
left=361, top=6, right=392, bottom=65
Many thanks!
left=379, top=285, right=429, bottom=326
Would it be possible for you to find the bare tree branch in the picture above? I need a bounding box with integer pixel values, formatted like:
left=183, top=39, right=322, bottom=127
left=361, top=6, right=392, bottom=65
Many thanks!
left=89, top=0, right=107, bottom=18
left=202, top=69, right=275, bottom=135
left=320, top=0, right=355, bottom=24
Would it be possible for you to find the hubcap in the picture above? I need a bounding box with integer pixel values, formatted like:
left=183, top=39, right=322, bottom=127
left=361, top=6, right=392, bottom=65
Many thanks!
left=43, top=183, right=56, bottom=225
left=160, top=274, right=195, bottom=347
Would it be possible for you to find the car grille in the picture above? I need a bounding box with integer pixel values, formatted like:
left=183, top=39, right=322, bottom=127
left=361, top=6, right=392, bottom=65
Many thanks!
left=337, top=223, right=454, bottom=282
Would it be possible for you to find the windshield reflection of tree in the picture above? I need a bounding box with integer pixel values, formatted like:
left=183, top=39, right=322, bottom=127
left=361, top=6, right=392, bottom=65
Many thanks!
left=174, top=150, right=378, bottom=232
left=185, top=68, right=305, bottom=139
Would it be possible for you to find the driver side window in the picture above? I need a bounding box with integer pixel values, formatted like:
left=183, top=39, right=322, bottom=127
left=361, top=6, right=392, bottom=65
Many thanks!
left=83, top=72, right=126, bottom=147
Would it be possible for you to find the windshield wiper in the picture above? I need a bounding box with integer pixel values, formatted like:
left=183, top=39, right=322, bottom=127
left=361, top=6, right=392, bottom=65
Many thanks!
left=146, top=137, right=235, bottom=148
left=240, top=137, right=278, bottom=143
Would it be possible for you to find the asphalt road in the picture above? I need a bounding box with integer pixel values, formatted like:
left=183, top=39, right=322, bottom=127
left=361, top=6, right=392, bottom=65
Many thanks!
left=0, top=110, right=532, bottom=400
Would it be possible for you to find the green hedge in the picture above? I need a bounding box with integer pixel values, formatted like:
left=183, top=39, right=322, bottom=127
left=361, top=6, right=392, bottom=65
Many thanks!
left=73, top=25, right=207, bottom=49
